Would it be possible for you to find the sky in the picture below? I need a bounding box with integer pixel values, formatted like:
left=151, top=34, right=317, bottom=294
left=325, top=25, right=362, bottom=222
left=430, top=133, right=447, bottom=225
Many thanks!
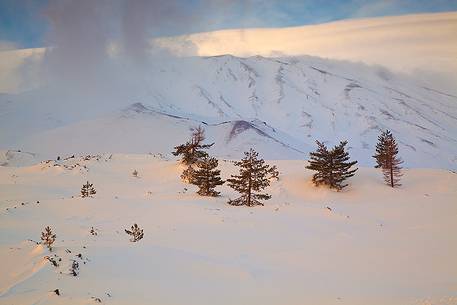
left=1, top=0, right=457, bottom=49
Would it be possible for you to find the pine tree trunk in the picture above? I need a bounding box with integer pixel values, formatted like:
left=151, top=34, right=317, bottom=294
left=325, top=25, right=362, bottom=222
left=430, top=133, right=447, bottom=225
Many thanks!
left=247, top=174, right=252, bottom=207
left=388, top=149, right=394, bottom=188
left=205, top=167, right=209, bottom=194
left=329, top=158, right=334, bottom=189
left=390, top=164, right=394, bottom=188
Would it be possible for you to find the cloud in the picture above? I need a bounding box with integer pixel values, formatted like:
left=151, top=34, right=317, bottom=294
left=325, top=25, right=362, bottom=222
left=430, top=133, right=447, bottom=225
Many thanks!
left=0, top=40, right=18, bottom=51
left=39, top=0, right=289, bottom=93
left=1, top=3, right=456, bottom=96
left=159, top=11, right=457, bottom=94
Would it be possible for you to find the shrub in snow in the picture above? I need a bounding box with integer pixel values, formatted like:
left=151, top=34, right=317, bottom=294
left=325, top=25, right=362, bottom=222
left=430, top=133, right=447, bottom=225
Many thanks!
left=81, top=181, right=96, bottom=198
left=189, top=155, right=224, bottom=196
left=227, top=148, right=275, bottom=206
left=90, top=227, right=98, bottom=236
left=41, top=226, right=56, bottom=251
left=306, top=140, right=358, bottom=190
left=69, top=260, right=79, bottom=276
left=373, top=130, right=403, bottom=187
left=125, top=224, right=144, bottom=242
left=45, top=255, right=60, bottom=267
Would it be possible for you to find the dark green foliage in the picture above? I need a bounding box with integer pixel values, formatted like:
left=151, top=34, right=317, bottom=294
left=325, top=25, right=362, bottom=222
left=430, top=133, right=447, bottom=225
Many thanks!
left=373, top=130, right=403, bottom=187
left=306, top=140, right=358, bottom=190
left=373, top=130, right=390, bottom=168
left=41, top=226, right=56, bottom=251
left=227, top=149, right=276, bottom=206
left=180, top=166, right=196, bottom=183
left=267, top=165, right=280, bottom=181
left=190, top=156, right=225, bottom=196
left=125, top=223, right=144, bottom=242
left=81, top=181, right=96, bottom=198
left=172, top=126, right=213, bottom=166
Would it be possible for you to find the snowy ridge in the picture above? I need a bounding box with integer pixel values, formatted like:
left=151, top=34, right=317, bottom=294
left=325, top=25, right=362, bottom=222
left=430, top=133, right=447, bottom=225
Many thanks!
left=0, top=55, right=456, bottom=168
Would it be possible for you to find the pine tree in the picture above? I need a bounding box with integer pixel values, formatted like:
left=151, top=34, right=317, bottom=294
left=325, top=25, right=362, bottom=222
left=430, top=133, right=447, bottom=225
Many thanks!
left=331, top=141, right=358, bottom=190
left=227, top=149, right=276, bottom=206
left=125, top=223, right=144, bottom=242
left=306, top=140, right=358, bottom=190
left=373, top=130, right=403, bottom=187
left=373, top=130, right=389, bottom=169
left=81, top=181, right=96, bottom=198
left=190, top=156, right=225, bottom=196
left=173, top=126, right=214, bottom=183
left=41, top=226, right=56, bottom=251
left=306, top=141, right=329, bottom=186
left=172, top=126, right=213, bottom=166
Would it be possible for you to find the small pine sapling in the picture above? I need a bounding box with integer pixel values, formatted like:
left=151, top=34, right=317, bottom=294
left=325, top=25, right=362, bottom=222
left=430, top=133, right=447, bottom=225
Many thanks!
left=190, top=155, right=225, bottom=196
left=125, top=224, right=144, bottom=242
left=227, top=149, right=276, bottom=206
left=41, top=226, right=56, bottom=251
left=90, top=227, right=98, bottom=236
left=45, top=255, right=60, bottom=267
left=81, top=181, right=96, bottom=198
left=69, top=260, right=79, bottom=276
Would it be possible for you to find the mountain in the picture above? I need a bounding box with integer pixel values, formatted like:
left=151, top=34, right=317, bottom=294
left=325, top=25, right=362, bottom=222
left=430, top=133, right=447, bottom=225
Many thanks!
left=1, top=55, right=456, bottom=169
left=159, top=11, right=457, bottom=94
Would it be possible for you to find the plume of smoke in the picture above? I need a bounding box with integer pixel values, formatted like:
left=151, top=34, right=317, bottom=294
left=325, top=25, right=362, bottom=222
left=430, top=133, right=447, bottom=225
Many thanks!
left=38, top=0, right=229, bottom=112
left=43, top=1, right=114, bottom=90
left=7, top=0, right=257, bottom=101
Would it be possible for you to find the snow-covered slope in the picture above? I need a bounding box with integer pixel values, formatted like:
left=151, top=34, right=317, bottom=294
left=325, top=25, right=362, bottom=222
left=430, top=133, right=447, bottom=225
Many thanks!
left=1, top=155, right=456, bottom=305
left=160, top=11, right=457, bottom=90
left=1, top=55, right=456, bottom=169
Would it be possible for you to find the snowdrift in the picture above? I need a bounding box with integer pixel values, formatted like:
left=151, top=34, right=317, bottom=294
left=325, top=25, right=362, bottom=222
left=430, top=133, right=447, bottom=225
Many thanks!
left=0, top=154, right=456, bottom=305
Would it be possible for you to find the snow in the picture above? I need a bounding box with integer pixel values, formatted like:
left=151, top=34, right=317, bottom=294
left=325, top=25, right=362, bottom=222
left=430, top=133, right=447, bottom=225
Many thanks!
left=0, top=11, right=456, bottom=305
left=1, top=55, right=456, bottom=169
left=1, top=155, right=456, bottom=305
left=159, top=11, right=457, bottom=94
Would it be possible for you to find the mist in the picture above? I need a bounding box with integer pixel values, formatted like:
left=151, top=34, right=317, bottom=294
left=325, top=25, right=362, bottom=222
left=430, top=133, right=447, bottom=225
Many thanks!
left=40, top=0, right=191, bottom=114
left=16, top=0, right=253, bottom=119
